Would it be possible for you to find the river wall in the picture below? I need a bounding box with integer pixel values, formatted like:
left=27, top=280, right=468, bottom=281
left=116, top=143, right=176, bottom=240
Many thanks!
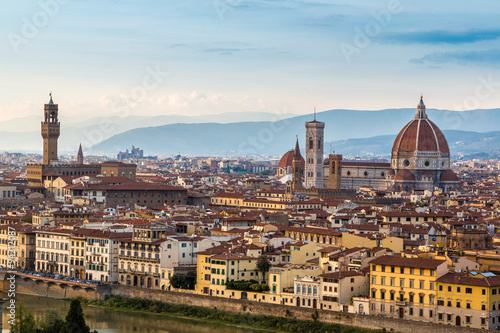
left=4, top=275, right=484, bottom=333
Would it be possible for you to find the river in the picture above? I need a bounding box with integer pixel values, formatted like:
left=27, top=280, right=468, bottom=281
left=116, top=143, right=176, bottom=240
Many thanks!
left=2, top=293, right=271, bottom=333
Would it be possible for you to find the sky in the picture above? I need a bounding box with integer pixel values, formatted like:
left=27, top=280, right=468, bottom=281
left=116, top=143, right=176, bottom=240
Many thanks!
left=1, top=0, right=500, bottom=121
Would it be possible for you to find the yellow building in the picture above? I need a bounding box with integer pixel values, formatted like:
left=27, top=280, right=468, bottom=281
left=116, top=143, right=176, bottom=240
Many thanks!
left=195, top=245, right=230, bottom=295
left=208, top=253, right=259, bottom=296
left=369, top=255, right=447, bottom=322
left=436, top=271, right=500, bottom=329
left=0, top=224, right=36, bottom=270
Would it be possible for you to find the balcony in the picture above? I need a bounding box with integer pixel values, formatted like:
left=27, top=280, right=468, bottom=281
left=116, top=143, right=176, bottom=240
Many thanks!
left=118, top=254, right=159, bottom=263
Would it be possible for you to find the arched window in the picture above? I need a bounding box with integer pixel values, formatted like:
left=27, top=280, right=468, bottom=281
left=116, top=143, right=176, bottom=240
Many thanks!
left=309, top=137, right=313, bottom=150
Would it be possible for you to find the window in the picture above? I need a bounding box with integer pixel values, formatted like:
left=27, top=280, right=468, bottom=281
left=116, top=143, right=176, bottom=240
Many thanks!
left=391, top=266, right=395, bottom=273
left=419, top=309, right=423, bottom=317
left=466, top=302, right=471, bottom=309
left=447, top=286, right=451, bottom=292
left=447, top=300, right=452, bottom=307
left=439, top=285, right=443, bottom=291
left=400, top=267, right=404, bottom=274
left=381, top=277, right=385, bottom=285
left=493, top=289, right=498, bottom=295
left=482, top=304, right=486, bottom=311
left=420, top=269, right=424, bottom=276
left=381, top=266, right=386, bottom=272
left=456, top=301, right=461, bottom=308
left=409, top=280, right=414, bottom=288
left=482, top=289, right=486, bottom=295
left=400, top=279, right=404, bottom=287
left=419, top=295, right=424, bottom=304
left=438, top=313, right=443, bottom=320
left=410, top=268, right=414, bottom=275
left=409, top=308, right=413, bottom=316
left=419, top=281, right=424, bottom=289
left=429, top=282, right=434, bottom=290
left=372, top=265, right=376, bottom=271
left=390, top=278, right=395, bottom=286
left=457, top=287, right=461, bottom=293
left=380, top=291, right=385, bottom=299
left=372, top=276, right=376, bottom=284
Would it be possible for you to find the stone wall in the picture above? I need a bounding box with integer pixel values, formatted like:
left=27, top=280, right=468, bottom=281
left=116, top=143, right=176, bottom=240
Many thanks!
left=4, top=275, right=484, bottom=333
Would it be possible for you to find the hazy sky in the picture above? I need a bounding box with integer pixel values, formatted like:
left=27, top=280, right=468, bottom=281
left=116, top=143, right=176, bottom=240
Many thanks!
left=2, top=0, right=500, bottom=120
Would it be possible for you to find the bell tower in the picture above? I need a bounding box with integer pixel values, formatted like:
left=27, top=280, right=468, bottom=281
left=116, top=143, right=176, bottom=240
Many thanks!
left=305, top=110, right=325, bottom=188
left=41, top=93, right=60, bottom=165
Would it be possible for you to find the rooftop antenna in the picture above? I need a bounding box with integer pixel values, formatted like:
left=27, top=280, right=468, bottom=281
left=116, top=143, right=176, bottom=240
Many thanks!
left=314, top=107, right=316, bottom=121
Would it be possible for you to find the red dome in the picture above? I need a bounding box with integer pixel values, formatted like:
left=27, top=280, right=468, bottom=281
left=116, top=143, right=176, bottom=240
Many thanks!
left=278, top=150, right=305, bottom=169
left=392, top=98, right=449, bottom=154
left=392, top=118, right=449, bottom=153
left=394, top=169, right=415, bottom=181
left=440, top=170, right=459, bottom=182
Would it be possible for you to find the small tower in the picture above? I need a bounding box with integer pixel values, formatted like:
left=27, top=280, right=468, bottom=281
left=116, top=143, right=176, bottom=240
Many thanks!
left=328, top=154, right=342, bottom=190
left=76, top=143, right=84, bottom=165
left=42, top=93, right=60, bottom=165
left=415, top=95, right=427, bottom=119
left=305, top=110, right=325, bottom=188
left=291, top=137, right=303, bottom=192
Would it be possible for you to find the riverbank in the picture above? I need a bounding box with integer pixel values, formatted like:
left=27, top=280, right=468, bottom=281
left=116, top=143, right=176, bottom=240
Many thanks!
left=4, top=294, right=265, bottom=333
left=80, top=296, right=384, bottom=333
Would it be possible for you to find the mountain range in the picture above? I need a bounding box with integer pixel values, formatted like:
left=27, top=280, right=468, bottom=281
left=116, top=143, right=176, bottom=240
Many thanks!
left=1, top=108, right=499, bottom=157
left=90, top=108, right=500, bottom=157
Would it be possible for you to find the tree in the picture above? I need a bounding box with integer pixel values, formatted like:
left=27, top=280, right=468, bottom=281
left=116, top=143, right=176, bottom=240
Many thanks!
left=59, top=299, right=90, bottom=333
left=9, top=302, right=37, bottom=333
left=256, top=255, right=271, bottom=283
left=170, top=271, right=196, bottom=290
left=39, top=309, right=64, bottom=333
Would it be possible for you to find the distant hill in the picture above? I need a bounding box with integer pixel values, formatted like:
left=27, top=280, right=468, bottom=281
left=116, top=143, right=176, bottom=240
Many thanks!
left=2, top=108, right=500, bottom=156
left=90, top=117, right=500, bottom=157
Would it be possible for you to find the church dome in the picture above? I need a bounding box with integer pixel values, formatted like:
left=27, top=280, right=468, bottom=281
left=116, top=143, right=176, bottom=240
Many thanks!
left=440, top=170, right=459, bottom=182
left=278, top=150, right=304, bottom=169
left=394, top=169, right=415, bottom=181
left=392, top=97, right=449, bottom=154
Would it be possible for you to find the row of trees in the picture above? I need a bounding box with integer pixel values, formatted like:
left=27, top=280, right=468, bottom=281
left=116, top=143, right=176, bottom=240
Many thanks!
left=10, top=299, right=97, bottom=333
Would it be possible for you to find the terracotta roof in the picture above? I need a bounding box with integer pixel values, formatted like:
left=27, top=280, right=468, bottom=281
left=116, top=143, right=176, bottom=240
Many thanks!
left=278, top=150, right=305, bottom=169
left=320, top=271, right=362, bottom=278
left=394, top=170, right=415, bottom=182
left=369, top=255, right=446, bottom=269
left=392, top=101, right=449, bottom=154
left=440, top=170, right=459, bottom=182
left=437, top=272, right=500, bottom=287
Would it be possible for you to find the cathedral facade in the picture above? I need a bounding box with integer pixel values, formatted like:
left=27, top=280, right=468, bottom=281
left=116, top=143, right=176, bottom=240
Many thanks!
left=279, top=97, right=460, bottom=193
